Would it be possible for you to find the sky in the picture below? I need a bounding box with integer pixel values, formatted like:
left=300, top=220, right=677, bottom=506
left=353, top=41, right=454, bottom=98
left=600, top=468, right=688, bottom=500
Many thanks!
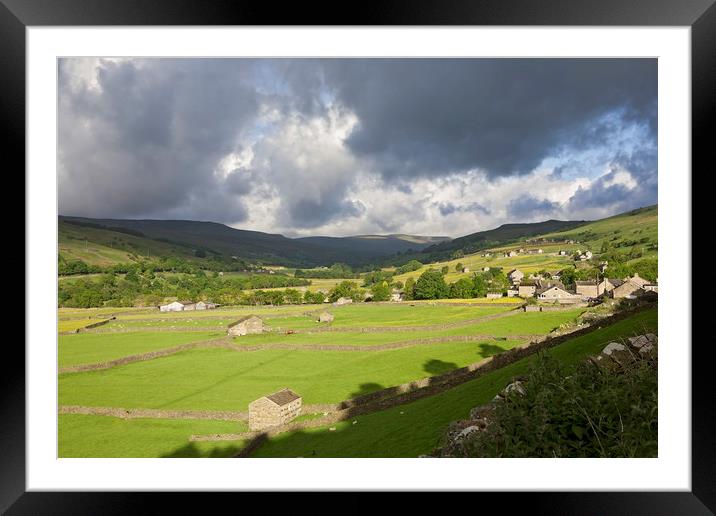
left=58, top=58, right=657, bottom=238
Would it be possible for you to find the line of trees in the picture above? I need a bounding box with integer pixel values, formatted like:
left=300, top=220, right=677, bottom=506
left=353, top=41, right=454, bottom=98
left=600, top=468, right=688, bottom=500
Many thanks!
left=58, top=269, right=311, bottom=308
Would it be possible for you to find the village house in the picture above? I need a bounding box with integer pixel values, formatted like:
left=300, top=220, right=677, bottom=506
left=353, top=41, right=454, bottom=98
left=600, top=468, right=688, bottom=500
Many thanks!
left=627, top=273, right=650, bottom=289
left=390, top=290, right=404, bottom=302
left=195, top=301, right=218, bottom=310
left=248, top=388, right=302, bottom=431
left=518, top=283, right=537, bottom=298
left=508, top=269, right=524, bottom=285
left=518, top=248, right=525, bottom=253
left=602, top=277, right=624, bottom=293
left=575, top=280, right=604, bottom=299
left=333, top=296, right=353, bottom=306
left=462, top=266, right=470, bottom=273
left=537, top=285, right=581, bottom=303
left=610, top=280, right=642, bottom=299
left=227, top=315, right=264, bottom=336
left=317, top=311, right=334, bottom=323
left=505, top=250, right=517, bottom=258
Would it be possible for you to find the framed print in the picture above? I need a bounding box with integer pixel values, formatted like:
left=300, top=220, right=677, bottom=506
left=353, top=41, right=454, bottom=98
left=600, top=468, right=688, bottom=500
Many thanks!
left=7, top=0, right=713, bottom=510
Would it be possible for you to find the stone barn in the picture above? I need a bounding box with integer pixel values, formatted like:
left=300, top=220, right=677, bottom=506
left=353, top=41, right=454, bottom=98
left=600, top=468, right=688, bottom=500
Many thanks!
left=248, top=388, right=302, bottom=431
left=195, top=301, right=218, bottom=310
left=227, top=315, right=264, bottom=336
left=332, top=297, right=353, bottom=306
left=317, top=311, right=334, bottom=323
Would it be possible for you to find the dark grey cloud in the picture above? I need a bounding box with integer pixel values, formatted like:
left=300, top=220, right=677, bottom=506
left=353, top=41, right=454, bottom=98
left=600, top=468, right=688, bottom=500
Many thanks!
left=437, top=201, right=490, bottom=217
left=320, top=59, right=656, bottom=180
left=58, top=58, right=657, bottom=234
left=508, top=195, right=561, bottom=220
left=59, top=59, right=261, bottom=222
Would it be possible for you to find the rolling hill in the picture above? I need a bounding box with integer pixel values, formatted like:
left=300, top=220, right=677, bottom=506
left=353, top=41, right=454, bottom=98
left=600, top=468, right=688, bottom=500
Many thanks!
left=59, top=205, right=656, bottom=271
left=59, top=216, right=447, bottom=268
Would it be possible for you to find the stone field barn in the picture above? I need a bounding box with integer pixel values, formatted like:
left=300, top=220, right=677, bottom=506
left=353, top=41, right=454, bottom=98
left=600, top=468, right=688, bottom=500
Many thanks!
left=227, top=315, right=264, bottom=336
left=248, top=388, right=303, bottom=431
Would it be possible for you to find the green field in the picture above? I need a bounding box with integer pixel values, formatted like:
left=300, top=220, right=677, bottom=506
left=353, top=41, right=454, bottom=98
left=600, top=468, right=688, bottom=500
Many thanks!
left=59, top=331, right=223, bottom=367
left=541, top=205, right=658, bottom=260
left=58, top=338, right=526, bottom=410
left=58, top=415, right=248, bottom=458
left=251, top=308, right=657, bottom=457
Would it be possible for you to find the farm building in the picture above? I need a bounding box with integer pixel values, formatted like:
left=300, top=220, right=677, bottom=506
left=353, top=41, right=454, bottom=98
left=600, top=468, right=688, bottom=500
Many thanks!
left=195, top=301, right=217, bottom=310
left=317, top=311, right=334, bottom=323
left=390, top=290, right=404, bottom=302
left=575, top=280, right=604, bottom=299
left=482, top=266, right=490, bottom=272
left=558, top=250, right=567, bottom=256
left=227, top=315, right=264, bottom=336
left=486, top=292, right=503, bottom=299
left=508, top=269, right=524, bottom=284
left=159, top=301, right=185, bottom=312
left=505, top=251, right=518, bottom=258
left=506, top=288, right=519, bottom=297
left=159, top=300, right=198, bottom=312
left=333, top=297, right=353, bottom=306
left=462, top=267, right=470, bottom=273
left=248, top=388, right=302, bottom=431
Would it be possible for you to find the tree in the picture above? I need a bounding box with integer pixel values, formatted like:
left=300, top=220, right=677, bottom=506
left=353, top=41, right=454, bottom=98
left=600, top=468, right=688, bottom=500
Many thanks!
left=441, top=265, right=449, bottom=275
left=449, top=278, right=475, bottom=299
left=451, top=250, right=465, bottom=260
left=370, top=281, right=391, bottom=302
left=472, top=273, right=488, bottom=298
left=403, top=277, right=416, bottom=300
left=455, top=262, right=464, bottom=272
left=414, top=270, right=449, bottom=300
left=328, top=281, right=362, bottom=302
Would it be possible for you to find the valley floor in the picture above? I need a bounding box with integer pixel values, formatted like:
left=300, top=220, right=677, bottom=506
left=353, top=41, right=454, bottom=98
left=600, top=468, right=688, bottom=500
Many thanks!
left=57, top=302, right=656, bottom=458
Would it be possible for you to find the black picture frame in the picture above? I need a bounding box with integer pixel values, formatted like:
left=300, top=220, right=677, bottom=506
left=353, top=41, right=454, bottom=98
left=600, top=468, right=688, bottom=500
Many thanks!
left=6, top=0, right=710, bottom=511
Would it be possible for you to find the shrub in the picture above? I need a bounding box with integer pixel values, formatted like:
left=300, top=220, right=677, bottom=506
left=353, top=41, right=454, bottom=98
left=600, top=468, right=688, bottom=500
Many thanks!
left=459, top=354, right=657, bottom=458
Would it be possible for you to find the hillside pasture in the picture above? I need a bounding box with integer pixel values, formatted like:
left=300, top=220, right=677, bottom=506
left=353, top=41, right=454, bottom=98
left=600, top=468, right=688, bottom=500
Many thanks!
left=250, top=308, right=658, bottom=457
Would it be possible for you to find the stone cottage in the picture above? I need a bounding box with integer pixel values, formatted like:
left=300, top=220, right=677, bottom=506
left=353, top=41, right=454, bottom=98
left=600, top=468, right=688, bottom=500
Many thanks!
left=390, top=290, right=404, bottom=302
left=195, top=301, right=217, bottom=310
left=317, top=311, right=334, bottom=323
left=537, top=285, right=581, bottom=303
left=227, top=315, right=264, bottom=336
left=248, top=388, right=302, bottom=431
left=508, top=269, right=524, bottom=285
left=333, top=297, right=353, bottom=306
left=611, top=280, right=643, bottom=299
left=575, top=280, right=604, bottom=299
left=518, top=283, right=537, bottom=298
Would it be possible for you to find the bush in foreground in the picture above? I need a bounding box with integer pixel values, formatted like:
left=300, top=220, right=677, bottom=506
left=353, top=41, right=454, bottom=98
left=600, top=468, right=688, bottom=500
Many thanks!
left=454, top=353, right=658, bottom=458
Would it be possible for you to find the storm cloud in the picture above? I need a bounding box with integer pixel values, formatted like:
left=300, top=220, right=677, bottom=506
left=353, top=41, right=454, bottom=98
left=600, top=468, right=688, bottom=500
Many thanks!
left=58, top=58, right=657, bottom=237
